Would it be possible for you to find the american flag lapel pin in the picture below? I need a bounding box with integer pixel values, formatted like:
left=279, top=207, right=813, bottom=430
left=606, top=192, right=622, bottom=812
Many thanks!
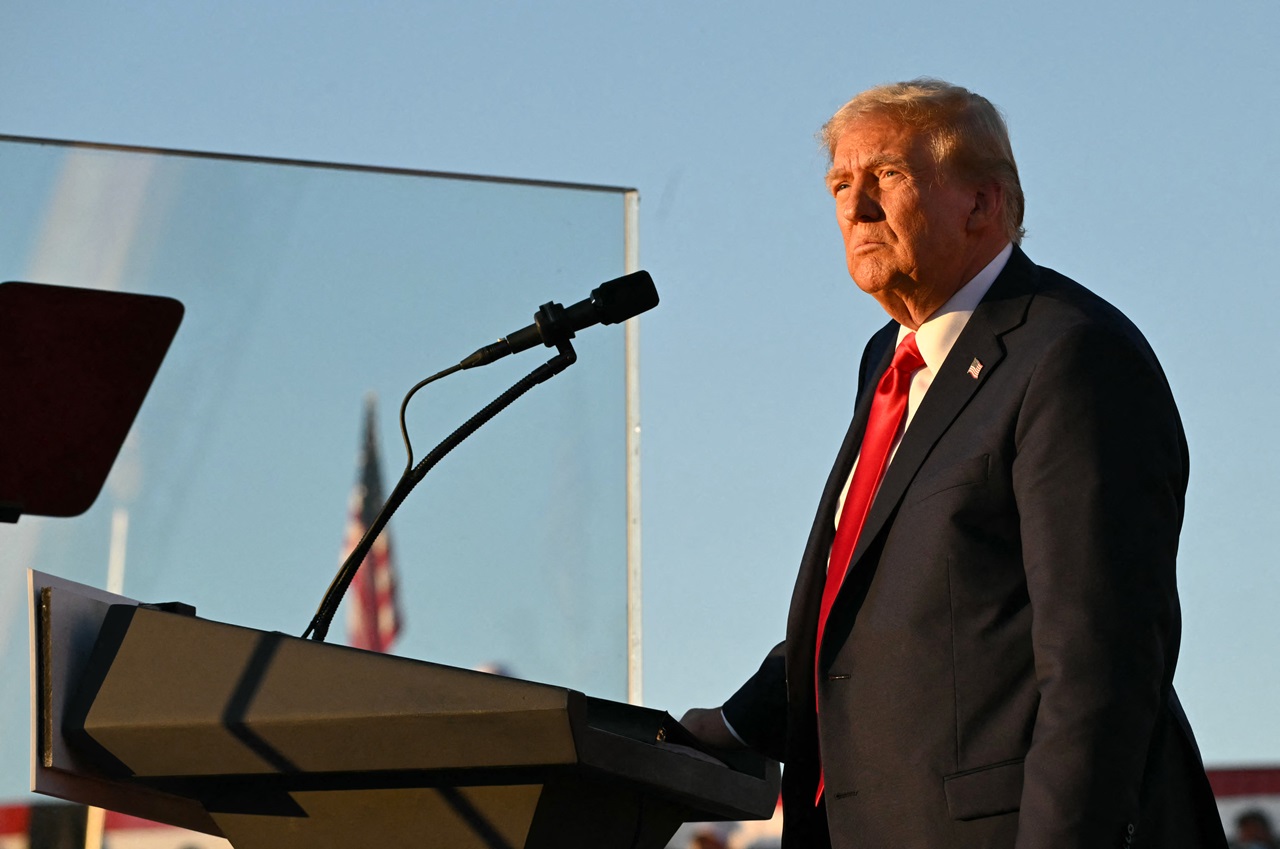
left=967, top=357, right=983, bottom=379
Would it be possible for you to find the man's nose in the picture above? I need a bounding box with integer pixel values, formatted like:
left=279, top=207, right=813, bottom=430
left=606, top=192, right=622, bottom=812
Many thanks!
left=841, top=182, right=882, bottom=222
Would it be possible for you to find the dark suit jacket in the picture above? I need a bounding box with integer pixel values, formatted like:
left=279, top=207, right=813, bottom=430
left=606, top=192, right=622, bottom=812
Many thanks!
left=723, top=248, right=1226, bottom=849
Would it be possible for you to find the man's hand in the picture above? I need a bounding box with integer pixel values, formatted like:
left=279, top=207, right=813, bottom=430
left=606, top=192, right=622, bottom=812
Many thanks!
left=679, top=706, right=745, bottom=749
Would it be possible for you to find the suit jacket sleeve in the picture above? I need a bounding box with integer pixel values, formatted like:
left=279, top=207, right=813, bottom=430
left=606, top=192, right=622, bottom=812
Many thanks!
left=722, top=641, right=789, bottom=763
left=1012, top=319, right=1187, bottom=848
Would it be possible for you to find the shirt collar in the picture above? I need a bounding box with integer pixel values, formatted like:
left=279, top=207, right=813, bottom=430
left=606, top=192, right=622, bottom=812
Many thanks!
left=897, top=242, right=1013, bottom=375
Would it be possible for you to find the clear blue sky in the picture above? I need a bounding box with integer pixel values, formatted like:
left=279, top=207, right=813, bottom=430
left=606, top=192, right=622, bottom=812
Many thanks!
left=2, top=0, right=1278, bottom=803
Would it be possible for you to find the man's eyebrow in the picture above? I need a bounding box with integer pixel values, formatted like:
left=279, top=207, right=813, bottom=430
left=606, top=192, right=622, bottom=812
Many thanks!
left=825, top=153, right=913, bottom=186
left=865, top=152, right=911, bottom=171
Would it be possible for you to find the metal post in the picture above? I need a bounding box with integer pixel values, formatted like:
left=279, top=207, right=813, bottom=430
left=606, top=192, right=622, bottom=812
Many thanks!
left=85, top=506, right=129, bottom=849
left=624, top=190, right=643, bottom=706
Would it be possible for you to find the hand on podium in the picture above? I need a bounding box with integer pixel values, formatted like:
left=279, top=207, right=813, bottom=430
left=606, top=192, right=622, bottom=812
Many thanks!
left=679, top=707, right=744, bottom=750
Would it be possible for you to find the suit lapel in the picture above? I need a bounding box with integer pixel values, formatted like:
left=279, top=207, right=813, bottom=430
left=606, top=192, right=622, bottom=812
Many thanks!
left=787, top=323, right=895, bottom=686
left=811, top=322, right=897, bottom=550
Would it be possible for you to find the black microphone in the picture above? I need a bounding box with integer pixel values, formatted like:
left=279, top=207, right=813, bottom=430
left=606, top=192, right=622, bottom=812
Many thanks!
left=460, top=271, right=658, bottom=369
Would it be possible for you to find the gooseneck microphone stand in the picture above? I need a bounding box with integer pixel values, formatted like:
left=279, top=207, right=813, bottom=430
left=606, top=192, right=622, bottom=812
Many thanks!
left=302, top=301, right=579, bottom=644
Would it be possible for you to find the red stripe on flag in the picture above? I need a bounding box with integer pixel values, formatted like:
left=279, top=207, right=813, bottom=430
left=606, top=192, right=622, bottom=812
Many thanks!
left=344, top=396, right=402, bottom=653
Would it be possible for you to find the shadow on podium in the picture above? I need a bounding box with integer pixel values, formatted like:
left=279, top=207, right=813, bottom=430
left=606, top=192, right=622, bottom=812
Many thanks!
left=29, top=571, right=779, bottom=849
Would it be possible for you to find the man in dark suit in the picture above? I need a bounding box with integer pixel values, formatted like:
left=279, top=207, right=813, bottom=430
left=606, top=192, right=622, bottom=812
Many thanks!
left=680, top=79, right=1227, bottom=849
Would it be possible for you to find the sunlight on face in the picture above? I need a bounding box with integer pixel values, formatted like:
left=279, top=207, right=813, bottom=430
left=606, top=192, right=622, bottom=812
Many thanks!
left=827, top=116, right=979, bottom=313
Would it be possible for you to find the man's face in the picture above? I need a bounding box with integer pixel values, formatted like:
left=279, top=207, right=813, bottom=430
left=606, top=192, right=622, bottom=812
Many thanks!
left=826, top=116, right=980, bottom=309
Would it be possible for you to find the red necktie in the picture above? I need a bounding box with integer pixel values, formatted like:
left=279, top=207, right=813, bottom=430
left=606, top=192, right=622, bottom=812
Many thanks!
left=814, top=332, right=924, bottom=802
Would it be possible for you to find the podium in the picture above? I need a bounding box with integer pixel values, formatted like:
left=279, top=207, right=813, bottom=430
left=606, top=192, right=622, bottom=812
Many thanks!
left=32, top=573, right=779, bottom=849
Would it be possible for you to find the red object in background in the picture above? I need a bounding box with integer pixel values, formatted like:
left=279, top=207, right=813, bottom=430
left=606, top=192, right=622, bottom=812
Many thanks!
left=1208, top=767, right=1280, bottom=797
left=344, top=396, right=402, bottom=653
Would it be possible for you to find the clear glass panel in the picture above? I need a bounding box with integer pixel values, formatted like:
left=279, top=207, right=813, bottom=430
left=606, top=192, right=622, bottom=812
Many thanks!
left=0, top=137, right=632, bottom=799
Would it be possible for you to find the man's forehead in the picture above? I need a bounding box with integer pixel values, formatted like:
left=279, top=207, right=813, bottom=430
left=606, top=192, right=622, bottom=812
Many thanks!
left=829, top=120, right=929, bottom=169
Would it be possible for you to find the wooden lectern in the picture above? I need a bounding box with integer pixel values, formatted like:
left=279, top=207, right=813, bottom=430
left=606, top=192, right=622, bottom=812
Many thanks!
left=31, top=572, right=779, bottom=849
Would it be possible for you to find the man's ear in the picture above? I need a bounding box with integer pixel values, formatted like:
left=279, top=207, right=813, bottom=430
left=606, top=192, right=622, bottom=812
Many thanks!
left=967, top=181, right=1004, bottom=233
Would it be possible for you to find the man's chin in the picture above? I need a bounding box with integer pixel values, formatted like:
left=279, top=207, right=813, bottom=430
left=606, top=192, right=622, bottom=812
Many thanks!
left=849, top=270, right=892, bottom=297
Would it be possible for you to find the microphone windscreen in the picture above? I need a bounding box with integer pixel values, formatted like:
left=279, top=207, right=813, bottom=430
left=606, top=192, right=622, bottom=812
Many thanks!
left=591, top=271, right=659, bottom=325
